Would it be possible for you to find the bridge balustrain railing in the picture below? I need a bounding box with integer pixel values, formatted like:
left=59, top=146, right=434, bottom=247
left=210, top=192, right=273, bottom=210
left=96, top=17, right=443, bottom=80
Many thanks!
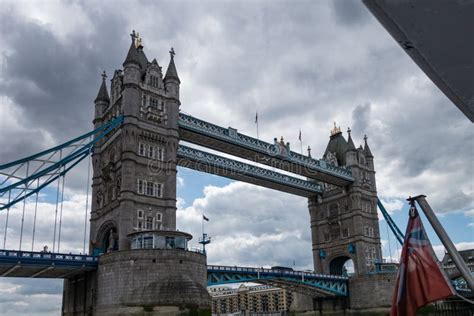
left=207, top=265, right=347, bottom=280
left=178, top=113, right=353, bottom=180
left=177, top=145, right=322, bottom=194
left=0, top=249, right=98, bottom=265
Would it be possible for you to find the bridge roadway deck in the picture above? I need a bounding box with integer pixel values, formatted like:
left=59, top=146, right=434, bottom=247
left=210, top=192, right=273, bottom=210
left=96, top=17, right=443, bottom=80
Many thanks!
left=0, top=250, right=348, bottom=297
left=177, top=145, right=322, bottom=197
left=178, top=113, right=354, bottom=187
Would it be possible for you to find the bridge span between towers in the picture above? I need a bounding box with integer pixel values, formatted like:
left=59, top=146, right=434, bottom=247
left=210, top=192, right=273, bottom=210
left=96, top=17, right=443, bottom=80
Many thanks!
left=178, top=113, right=354, bottom=186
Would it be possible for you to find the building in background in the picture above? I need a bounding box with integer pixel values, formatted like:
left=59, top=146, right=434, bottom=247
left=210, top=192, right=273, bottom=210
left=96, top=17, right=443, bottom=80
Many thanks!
left=209, top=284, right=293, bottom=315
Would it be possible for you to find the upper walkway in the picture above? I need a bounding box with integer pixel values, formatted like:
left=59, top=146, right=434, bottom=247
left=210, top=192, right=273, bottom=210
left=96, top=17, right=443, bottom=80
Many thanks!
left=178, top=113, right=354, bottom=186
left=177, top=145, right=322, bottom=197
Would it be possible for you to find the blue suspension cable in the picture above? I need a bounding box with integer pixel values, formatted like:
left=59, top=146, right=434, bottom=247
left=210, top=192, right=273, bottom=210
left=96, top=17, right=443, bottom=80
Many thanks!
left=52, top=150, right=63, bottom=253
left=2, top=190, right=11, bottom=249
left=385, top=219, right=393, bottom=263
left=0, top=116, right=123, bottom=211
left=83, top=147, right=92, bottom=254
left=31, top=178, right=39, bottom=251
left=19, top=161, right=30, bottom=251
left=57, top=165, right=66, bottom=252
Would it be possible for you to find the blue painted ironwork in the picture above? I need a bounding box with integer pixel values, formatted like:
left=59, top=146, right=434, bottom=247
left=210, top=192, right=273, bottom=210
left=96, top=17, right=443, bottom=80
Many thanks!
left=178, top=113, right=353, bottom=181
left=0, top=116, right=123, bottom=211
left=177, top=145, right=323, bottom=195
left=0, top=249, right=98, bottom=268
left=377, top=199, right=404, bottom=245
left=207, top=265, right=348, bottom=296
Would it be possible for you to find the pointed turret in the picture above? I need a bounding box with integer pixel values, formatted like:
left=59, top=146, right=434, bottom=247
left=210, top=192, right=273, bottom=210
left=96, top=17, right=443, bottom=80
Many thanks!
left=323, top=122, right=349, bottom=166
left=164, top=47, right=180, bottom=83
left=93, top=71, right=109, bottom=128
left=364, top=135, right=374, bottom=158
left=122, top=31, right=140, bottom=67
left=95, top=71, right=110, bottom=103
left=164, top=47, right=180, bottom=100
left=346, top=127, right=356, bottom=151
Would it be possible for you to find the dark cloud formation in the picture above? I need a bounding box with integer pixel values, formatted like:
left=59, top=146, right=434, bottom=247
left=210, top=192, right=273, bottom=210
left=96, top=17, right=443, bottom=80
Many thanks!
left=0, top=1, right=472, bottom=314
left=331, top=0, right=370, bottom=26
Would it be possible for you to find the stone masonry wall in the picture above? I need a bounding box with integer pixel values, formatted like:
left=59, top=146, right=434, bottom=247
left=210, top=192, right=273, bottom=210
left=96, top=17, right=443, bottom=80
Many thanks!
left=348, top=273, right=396, bottom=309
left=95, top=249, right=211, bottom=315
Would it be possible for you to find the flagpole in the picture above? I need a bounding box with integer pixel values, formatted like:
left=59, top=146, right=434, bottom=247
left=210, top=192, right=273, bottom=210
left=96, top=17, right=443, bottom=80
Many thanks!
left=255, top=111, right=259, bottom=140
left=411, top=195, right=474, bottom=291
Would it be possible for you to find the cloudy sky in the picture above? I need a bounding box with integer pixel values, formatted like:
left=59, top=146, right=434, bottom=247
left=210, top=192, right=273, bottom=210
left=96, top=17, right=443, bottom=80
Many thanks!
left=0, top=0, right=472, bottom=315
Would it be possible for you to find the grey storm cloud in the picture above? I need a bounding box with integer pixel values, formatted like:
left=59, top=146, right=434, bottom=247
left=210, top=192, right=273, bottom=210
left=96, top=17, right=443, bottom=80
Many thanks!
left=0, top=0, right=473, bottom=314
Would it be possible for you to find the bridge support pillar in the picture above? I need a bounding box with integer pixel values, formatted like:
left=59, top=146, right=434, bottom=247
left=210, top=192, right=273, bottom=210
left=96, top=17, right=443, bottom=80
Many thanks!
left=62, top=249, right=211, bottom=315
left=62, top=271, right=97, bottom=316
left=348, top=274, right=395, bottom=310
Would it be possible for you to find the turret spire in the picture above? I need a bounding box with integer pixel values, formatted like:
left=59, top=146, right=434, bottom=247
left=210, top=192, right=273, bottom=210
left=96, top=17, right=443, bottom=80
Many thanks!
left=94, top=71, right=110, bottom=103
left=122, top=30, right=140, bottom=67
left=347, top=127, right=356, bottom=151
left=164, top=47, right=180, bottom=83
left=364, top=134, right=374, bottom=158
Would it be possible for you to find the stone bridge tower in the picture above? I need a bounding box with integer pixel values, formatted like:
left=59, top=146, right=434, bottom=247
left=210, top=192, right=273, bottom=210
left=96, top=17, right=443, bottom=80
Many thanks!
left=62, top=32, right=211, bottom=316
left=308, top=125, right=382, bottom=276
left=89, top=31, right=181, bottom=253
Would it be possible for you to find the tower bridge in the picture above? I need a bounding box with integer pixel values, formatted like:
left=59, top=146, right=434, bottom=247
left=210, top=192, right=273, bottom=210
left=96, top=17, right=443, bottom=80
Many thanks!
left=0, top=32, right=403, bottom=314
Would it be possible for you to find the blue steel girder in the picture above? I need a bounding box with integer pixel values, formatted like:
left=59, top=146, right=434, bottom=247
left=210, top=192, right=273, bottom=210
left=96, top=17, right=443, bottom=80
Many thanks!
left=207, top=265, right=348, bottom=297
left=178, top=113, right=354, bottom=187
left=177, top=145, right=322, bottom=197
left=0, top=116, right=123, bottom=211
left=0, top=249, right=98, bottom=278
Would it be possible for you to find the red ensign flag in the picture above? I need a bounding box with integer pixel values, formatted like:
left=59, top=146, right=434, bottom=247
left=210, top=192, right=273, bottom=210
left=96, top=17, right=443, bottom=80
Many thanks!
left=391, top=203, right=454, bottom=316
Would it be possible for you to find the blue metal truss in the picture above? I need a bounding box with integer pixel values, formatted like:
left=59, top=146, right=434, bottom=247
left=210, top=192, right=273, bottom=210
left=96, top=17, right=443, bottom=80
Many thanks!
left=207, top=265, right=348, bottom=296
left=178, top=113, right=353, bottom=181
left=0, top=116, right=123, bottom=211
left=177, top=145, right=323, bottom=195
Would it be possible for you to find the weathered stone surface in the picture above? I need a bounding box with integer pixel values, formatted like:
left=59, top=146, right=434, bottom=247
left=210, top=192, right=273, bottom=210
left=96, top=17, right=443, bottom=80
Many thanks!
left=348, top=274, right=396, bottom=309
left=96, top=249, right=211, bottom=313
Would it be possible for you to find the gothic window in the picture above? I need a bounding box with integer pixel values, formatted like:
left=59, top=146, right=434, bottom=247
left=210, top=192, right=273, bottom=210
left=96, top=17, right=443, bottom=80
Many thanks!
left=156, top=212, right=162, bottom=222
left=153, top=146, right=164, bottom=160
left=145, top=216, right=153, bottom=230
left=137, top=209, right=144, bottom=219
left=142, top=94, right=147, bottom=107
left=154, top=183, right=162, bottom=197
left=149, top=75, right=159, bottom=88
left=329, top=204, right=338, bottom=218
left=147, top=145, right=154, bottom=158
left=137, top=179, right=144, bottom=194
left=146, top=181, right=154, bottom=196
left=138, top=143, right=145, bottom=156
left=342, top=227, right=349, bottom=238
left=116, top=178, right=121, bottom=196
left=150, top=97, right=159, bottom=108
left=364, top=226, right=374, bottom=237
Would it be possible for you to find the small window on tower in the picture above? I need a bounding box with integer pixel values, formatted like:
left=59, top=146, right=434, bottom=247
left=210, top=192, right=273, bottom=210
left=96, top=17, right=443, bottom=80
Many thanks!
left=139, top=143, right=145, bottom=156
left=150, top=97, right=159, bottom=108
left=137, top=179, right=144, bottom=194
left=154, top=146, right=164, bottom=160
left=146, top=216, right=153, bottom=230
left=137, top=209, right=144, bottom=219
left=146, top=181, right=154, bottom=196
left=154, top=183, right=162, bottom=197
left=149, top=75, right=159, bottom=88
left=147, top=145, right=154, bottom=158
